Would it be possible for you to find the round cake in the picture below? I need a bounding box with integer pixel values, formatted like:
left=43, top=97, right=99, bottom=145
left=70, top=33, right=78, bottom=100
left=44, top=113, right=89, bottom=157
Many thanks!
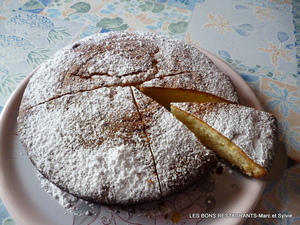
left=18, top=31, right=239, bottom=205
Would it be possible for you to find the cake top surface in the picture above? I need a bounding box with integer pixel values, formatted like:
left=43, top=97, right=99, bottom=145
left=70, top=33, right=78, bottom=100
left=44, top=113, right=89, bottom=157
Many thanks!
left=171, top=102, right=277, bottom=170
left=19, top=86, right=163, bottom=204
left=17, top=31, right=241, bottom=205
left=18, top=85, right=217, bottom=205
left=20, top=31, right=238, bottom=111
left=131, top=88, right=218, bottom=197
left=140, top=72, right=239, bottom=103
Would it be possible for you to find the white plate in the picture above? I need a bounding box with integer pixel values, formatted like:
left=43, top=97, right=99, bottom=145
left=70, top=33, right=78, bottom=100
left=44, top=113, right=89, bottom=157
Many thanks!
left=0, top=49, right=266, bottom=225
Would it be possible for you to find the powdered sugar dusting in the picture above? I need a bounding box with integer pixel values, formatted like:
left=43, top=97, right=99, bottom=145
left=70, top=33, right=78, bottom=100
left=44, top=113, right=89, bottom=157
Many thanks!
left=171, top=102, right=277, bottom=170
left=38, top=173, right=100, bottom=216
left=20, top=31, right=239, bottom=111
left=19, top=86, right=162, bottom=205
left=18, top=31, right=237, bottom=206
left=131, top=87, right=218, bottom=197
left=140, top=72, right=239, bottom=103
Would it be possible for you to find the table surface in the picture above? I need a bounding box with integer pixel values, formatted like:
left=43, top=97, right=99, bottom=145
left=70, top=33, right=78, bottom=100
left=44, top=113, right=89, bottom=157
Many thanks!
left=0, top=0, right=299, bottom=224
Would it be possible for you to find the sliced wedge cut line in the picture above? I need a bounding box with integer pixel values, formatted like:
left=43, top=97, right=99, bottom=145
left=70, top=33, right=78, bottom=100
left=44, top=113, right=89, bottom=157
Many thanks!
left=129, top=86, right=163, bottom=199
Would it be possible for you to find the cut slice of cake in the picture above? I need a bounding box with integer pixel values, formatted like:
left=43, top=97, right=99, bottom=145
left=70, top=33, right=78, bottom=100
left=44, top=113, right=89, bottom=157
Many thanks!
left=131, top=87, right=218, bottom=197
left=139, top=87, right=233, bottom=109
left=170, top=102, right=278, bottom=178
left=139, top=71, right=239, bottom=109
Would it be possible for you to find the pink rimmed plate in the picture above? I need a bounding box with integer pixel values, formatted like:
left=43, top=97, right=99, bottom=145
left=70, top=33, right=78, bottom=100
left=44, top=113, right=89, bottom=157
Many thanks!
left=0, top=49, right=266, bottom=225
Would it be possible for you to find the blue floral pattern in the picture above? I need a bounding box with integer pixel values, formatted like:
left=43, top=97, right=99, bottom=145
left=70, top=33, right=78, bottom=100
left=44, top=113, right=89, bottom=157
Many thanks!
left=278, top=121, right=300, bottom=156
left=244, top=165, right=300, bottom=225
left=168, top=0, right=197, bottom=10
left=264, top=83, right=300, bottom=117
left=5, top=13, right=71, bottom=44
left=0, top=62, right=25, bottom=97
left=292, top=0, right=300, bottom=74
left=41, top=0, right=192, bottom=39
left=203, top=13, right=254, bottom=37
left=186, top=0, right=296, bottom=74
left=258, top=31, right=294, bottom=69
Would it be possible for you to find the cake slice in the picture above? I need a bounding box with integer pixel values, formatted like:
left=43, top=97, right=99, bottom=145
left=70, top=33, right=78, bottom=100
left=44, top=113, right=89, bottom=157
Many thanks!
left=139, top=71, right=239, bottom=109
left=131, top=87, right=218, bottom=197
left=170, top=102, right=277, bottom=178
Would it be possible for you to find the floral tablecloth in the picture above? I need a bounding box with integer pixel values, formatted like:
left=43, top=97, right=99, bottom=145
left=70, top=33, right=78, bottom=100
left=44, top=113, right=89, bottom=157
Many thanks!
left=0, top=0, right=299, bottom=224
